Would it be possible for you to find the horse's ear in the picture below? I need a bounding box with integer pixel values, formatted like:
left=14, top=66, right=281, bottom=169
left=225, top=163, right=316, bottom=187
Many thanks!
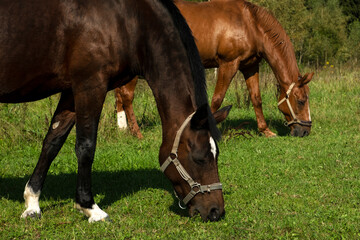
left=191, top=104, right=209, bottom=130
left=213, top=105, right=232, bottom=124
left=191, top=104, right=232, bottom=130
left=300, top=72, right=314, bottom=86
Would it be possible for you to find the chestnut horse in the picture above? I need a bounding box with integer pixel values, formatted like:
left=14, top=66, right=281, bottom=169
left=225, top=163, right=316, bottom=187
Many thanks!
left=115, top=0, right=313, bottom=138
left=0, top=0, right=231, bottom=222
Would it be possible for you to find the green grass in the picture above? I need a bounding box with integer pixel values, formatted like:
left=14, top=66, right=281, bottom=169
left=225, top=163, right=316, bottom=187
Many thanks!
left=1, top=67, right=360, bottom=239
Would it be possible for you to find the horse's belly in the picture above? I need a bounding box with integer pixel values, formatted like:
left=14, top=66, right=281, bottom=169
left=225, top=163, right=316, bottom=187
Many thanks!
left=0, top=73, right=69, bottom=103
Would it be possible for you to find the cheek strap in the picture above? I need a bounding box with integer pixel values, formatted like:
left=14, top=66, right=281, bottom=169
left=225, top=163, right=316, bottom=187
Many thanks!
left=278, top=83, right=312, bottom=127
left=160, top=112, right=222, bottom=206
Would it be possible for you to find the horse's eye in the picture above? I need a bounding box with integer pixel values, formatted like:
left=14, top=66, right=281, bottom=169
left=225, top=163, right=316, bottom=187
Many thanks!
left=297, top=99, right=306, bottom=106
left=193, top=158, right=206, bottom=165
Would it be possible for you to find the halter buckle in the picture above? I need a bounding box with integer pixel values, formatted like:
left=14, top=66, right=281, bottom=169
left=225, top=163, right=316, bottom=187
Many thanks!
left=191, top=182, right=202, bottom=194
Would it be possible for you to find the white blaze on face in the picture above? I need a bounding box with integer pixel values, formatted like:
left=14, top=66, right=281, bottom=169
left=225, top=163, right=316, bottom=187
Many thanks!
left=21, top=182, right=41, bottom=218
left=117, top=111, right=128, bottom=129
left=308, top=105, right=312, bottom=121
left=209, top=137, right=217, bottom=158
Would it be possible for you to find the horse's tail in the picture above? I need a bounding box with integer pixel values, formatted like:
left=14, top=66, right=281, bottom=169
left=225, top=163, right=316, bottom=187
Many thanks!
left=158, top=0, right=221, bottom=141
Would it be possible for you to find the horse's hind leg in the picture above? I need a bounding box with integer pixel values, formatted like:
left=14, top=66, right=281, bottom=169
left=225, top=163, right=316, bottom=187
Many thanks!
left=115, top=88, right=127, bottom=129
left=22, top=91, right=76, bottom=219
left=210, top=60, right=240, bottom=113
left=115, top=76, right=143, bottom=139
left=242, top=65, right=276, bottom=137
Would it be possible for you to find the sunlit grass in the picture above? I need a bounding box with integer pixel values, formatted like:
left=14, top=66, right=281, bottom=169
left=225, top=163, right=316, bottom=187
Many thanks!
left=0, top=67, right=359, bottom=239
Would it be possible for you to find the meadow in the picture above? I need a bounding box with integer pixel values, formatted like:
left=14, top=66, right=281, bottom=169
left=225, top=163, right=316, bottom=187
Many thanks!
left=0, top=66, right=359, bottom=239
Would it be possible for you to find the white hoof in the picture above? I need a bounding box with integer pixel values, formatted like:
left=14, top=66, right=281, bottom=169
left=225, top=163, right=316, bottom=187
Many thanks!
left=75, top=203, right=110, bottom=223
left=117, top=111, right=128, bottom=129
left=21, top=207, right=41, bottom=219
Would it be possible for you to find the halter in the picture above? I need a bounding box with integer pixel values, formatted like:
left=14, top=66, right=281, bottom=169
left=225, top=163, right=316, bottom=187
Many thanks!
left=160, top=112, right=223, bottom=209
left=278, top=82, right=312, bottom=127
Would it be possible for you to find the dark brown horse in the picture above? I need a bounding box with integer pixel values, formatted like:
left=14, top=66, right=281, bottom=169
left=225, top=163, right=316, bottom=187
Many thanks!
left=0, top=0, right=231, bottom=222
left=115, top=0, right=313, bottom=138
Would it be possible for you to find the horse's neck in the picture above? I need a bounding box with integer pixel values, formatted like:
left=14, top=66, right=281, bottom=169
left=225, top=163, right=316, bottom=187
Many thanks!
left=261, top=40, right=300, bottom=90
left=147, top=69, right=196, bottom=141
left=248, top=3, right=300, bottom=89
left=139, top=26, right=197, bottom=144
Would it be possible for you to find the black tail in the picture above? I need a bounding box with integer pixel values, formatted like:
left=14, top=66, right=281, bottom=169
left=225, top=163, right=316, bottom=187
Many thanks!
left=158, top=0, right=221, bottom=141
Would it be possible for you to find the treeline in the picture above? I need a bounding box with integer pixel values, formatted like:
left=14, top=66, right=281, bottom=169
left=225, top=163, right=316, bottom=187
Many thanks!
left=189, top=0, right=360, bottom=68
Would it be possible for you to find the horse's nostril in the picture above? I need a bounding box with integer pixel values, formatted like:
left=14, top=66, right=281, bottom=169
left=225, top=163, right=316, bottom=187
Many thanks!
left=208, top=207, right=220, bottom=222
left=291, top=130, right=298, bottom=137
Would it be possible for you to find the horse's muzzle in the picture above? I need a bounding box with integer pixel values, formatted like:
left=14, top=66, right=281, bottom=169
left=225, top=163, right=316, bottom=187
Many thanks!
left=291, top=124, right=311, bottom=137
left=190, top=203, right=225, bottom=222
left=207, top=206, right=225, bottom=222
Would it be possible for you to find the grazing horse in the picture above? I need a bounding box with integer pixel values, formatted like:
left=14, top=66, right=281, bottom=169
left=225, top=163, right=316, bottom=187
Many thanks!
left=115, top=0, right=313, bottom=138
left=0, top=0, right=231, bottom=222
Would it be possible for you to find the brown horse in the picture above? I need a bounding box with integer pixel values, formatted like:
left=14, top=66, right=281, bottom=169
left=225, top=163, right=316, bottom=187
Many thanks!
left=115, top=0, right=313, bottom=138
left=0, top=0, right=231, bottom=222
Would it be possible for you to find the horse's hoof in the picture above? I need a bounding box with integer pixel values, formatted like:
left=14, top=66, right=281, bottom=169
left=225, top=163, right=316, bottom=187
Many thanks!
left=75, top=203, right=110, bottom=223
left=101, top=216, right=112, bottom=223
left=21, top=209, right=41, bottom=219
left=89, top=215, right=111, bottom=223
left=261, top=129, right=277, bottom=138
left=136, top=132, right=144, bottom=139
left=266, top=133, right=277, bottom=138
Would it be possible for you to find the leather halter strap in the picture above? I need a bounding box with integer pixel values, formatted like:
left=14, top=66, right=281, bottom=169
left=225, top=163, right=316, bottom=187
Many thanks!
left=160, top=112, right=222, bottom=207
left=278, top=83, right=312, bottom=127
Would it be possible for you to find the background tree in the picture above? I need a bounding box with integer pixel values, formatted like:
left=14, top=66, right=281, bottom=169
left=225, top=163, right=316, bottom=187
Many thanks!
left=303, top=0, right=347, bottom=65
left=340, top=0, right=360, bottom=25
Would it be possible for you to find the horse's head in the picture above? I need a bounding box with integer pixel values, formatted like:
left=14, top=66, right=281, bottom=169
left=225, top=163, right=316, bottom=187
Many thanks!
left=160, top=105, right=231, bottom=222
left=278, top=72, right=314, bottom=137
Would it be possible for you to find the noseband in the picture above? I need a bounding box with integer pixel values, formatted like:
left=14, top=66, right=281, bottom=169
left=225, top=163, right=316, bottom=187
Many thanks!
left=160, top=112, right=222, bottom=209
left=278, top=83, right=312, bottom=127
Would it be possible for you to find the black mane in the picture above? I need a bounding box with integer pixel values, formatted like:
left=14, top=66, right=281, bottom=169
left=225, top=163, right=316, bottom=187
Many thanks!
left=158, top=0, right=221, bottom=140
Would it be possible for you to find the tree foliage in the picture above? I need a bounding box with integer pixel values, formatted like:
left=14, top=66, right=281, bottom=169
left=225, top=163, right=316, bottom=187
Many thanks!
left=340, top=0, right=360, bottom=25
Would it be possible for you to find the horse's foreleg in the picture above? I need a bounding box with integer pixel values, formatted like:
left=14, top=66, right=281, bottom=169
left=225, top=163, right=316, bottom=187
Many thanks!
left=21, top=91, right=76, bottom=219
left=73, top=83, right=109, bottom=222
left=210, top=60, right=240, bottom=113
left=116, top=77, right=143, bottom=139
left=242, top=66, right=276, bottom=137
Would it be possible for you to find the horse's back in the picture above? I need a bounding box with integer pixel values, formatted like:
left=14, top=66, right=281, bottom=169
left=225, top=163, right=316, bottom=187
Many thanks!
left=175, top=0, right=259, bottom=67
left=0, top=0, right=138, bottom=103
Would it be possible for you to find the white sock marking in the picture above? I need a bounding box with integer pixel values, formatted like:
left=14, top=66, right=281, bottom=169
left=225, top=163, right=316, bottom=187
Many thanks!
left=209, top=137, right=217, bottom=158
left=117, top=111, right=128, bottom=129
left=21, top=182, right=41, bottom=218
left=75, top=203, right=109, bottom=223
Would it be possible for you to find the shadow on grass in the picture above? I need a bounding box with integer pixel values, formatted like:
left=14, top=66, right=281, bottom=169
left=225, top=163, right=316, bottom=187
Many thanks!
left=0, top=169, right=187, bottom=217
left=220, top=117, right=291, bottom=136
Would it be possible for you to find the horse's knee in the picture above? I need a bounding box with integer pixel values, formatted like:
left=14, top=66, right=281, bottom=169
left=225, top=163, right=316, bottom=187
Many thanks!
left=75, top=138, right=95, bottom=162
left=251, top=94, right=262, bottom=108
